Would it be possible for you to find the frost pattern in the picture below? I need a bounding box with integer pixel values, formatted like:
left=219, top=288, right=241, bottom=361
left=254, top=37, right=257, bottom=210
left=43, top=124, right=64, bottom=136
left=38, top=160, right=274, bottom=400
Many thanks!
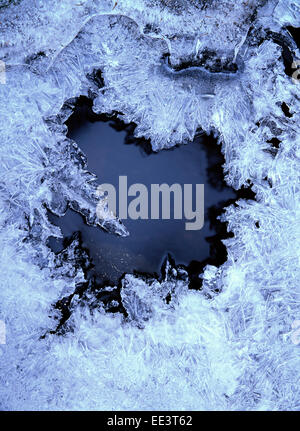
left=0, top=0, right=300, bottom=410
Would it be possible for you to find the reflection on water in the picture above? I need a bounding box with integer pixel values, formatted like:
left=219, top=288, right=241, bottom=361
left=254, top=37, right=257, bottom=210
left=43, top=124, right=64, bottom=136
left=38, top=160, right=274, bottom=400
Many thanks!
left=48, top=99, right=237, bottom=284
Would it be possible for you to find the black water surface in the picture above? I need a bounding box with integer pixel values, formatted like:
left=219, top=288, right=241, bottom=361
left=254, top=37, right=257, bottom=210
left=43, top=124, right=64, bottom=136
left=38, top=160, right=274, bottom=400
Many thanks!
left=48, top=99, right=237, bottom=284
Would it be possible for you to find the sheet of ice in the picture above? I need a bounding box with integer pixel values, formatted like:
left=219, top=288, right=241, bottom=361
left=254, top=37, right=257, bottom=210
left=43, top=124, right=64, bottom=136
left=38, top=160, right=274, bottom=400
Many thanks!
left=0, top=0, right=299, bottom=410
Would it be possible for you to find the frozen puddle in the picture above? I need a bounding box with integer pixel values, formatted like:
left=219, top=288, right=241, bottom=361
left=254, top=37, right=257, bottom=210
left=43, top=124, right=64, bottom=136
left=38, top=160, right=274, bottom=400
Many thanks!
left=48, top=98, right=237, bottom=284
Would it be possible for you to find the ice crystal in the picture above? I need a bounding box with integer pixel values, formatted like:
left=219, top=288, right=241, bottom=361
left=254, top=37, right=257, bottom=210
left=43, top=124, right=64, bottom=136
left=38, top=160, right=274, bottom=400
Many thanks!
left=0, top=0, right=299, bottom=410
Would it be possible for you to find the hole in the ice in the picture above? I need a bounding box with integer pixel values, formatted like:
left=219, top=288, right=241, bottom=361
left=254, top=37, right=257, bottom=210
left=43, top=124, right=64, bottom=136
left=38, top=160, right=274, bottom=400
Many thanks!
left=281, top=102, right=293, bottom=118
left=162, top=52, right=240, bottom=75
left=25, top=51, right=46, bottom=64
left=263, top=138, right=281, bottom=157
left=264, top=137, right=281, bottom=157
left=48, top=97, right=252, bottom=287
left=267, top=137, right=281, bottom=149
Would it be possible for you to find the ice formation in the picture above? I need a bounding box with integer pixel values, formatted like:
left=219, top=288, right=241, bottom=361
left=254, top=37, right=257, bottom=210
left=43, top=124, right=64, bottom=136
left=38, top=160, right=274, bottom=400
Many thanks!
left=0, top=0, right=299, bottom=410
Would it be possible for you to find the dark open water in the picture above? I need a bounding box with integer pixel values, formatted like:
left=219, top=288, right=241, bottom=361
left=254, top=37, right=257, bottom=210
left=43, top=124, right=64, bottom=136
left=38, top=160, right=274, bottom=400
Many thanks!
left=48, top=99, right=237, bottom=284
